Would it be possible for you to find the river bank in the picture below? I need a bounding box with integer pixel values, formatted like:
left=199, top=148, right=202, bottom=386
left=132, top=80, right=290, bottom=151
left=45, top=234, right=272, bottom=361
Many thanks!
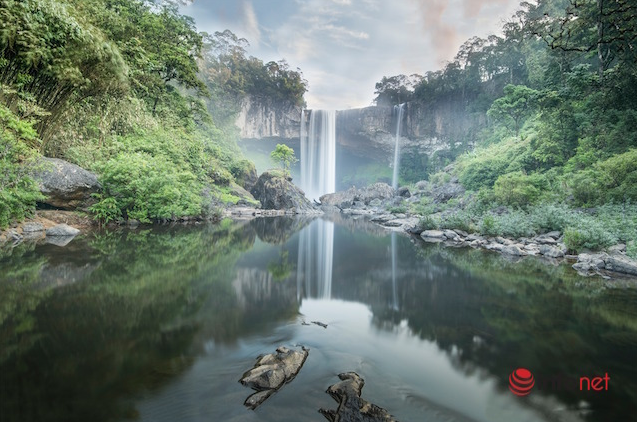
left=319, top=182, right=637, bottom=279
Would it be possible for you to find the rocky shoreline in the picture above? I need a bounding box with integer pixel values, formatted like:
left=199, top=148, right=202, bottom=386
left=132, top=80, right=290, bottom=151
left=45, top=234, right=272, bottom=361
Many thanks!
left=318, top=183, right=637, bottom=279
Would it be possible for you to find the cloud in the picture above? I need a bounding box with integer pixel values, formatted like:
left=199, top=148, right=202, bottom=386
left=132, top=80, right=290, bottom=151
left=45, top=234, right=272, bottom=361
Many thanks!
left=463, top=0, right=510, bottom=18
left=242, top=1, right=261, bottom=45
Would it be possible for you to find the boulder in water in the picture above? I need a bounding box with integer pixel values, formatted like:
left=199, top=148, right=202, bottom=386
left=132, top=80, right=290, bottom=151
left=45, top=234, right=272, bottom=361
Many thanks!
left=239, top=346, right=309, bottom=409
left=320, top=183, right=394, bottom=209
left=250, top=171, right=319, bottom=214
left=319, top=372, right=398, bottom=422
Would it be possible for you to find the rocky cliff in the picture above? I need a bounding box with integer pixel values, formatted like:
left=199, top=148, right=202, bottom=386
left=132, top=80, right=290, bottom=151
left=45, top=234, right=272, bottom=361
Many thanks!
left=235, top=96, right=302, bottom=140
left=236, top=96, right=485, bottom=187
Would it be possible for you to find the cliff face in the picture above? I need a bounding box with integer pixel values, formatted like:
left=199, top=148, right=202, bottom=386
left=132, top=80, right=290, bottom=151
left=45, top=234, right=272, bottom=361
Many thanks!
left=235, top=96, right=302, bottom=140
left=236, top=96, right=485, bottom=186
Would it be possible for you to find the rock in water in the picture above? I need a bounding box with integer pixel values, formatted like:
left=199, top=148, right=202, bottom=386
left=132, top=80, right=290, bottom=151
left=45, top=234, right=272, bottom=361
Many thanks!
left=320, top=372, right=398, bottom=422
left=35, top=158, right=101, bottom=210
left=320, top=183, right=394, bottom=209
left=250, top=171, right=319, bottom=213
left=239, top=346, right=309, bottom=409
left=45, top=224, right=80, bottom=237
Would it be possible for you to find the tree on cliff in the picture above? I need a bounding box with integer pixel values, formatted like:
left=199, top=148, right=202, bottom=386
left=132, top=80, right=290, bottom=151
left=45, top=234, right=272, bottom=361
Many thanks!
left=270, top=144, right=297, bottom=177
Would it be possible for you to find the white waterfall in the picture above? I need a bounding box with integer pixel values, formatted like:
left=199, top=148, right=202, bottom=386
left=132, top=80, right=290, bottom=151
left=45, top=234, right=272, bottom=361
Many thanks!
left=300, top=110, right=336, bottom=202
left=392, top=104, right=405, bottom=190
left=296, top=219, right=334, bottom=299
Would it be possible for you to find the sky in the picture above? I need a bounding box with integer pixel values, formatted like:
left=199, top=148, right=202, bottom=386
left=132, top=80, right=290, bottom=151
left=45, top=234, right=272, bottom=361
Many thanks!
left=181, top=0, right=523, bottom=110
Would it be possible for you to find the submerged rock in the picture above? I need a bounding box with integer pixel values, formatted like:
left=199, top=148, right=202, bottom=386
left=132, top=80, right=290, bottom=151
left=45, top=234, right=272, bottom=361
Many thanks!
left=250, top=171, right=319, bottom=214
left=239, top=346, right=309, bottom=409
left=319, top=372, right=398, bottom=422
left=35, top=157, right=101, bottom=210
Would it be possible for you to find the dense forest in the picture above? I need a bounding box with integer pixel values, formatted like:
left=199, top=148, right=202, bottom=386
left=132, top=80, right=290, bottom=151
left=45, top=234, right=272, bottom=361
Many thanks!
left=0, top=0, right=306, bottom=227
left=374, top=0, right=637, bottom=255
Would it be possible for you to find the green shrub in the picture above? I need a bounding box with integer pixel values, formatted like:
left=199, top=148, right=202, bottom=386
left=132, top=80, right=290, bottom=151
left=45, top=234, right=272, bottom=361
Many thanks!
left=563, top=225, right=617, bottom=253
left=418, top=215, right=439, bottom=231
left=439, top=212, right=474, bottom=233
left=479, top=214, right=498, bottom=236
left=0, top=105, right=44, bottom=228
left=493, top=171, right=546, bottom=207
left=88, top=195, right=121, bottom=226
left=568, top=170, right=601, bottom=206
left=528, top=203, right=576, bottom=232
left=388, top=205, right=408, bottom=214
left=596, top=149, right=637, bottom=203
left=429, top=171, right=450, bottom=185
left=96, top=152, right=203, bottom=223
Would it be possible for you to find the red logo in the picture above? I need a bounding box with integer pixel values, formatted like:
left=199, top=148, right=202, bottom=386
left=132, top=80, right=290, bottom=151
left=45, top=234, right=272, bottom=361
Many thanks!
left=509, top=368, right=535, bottom=396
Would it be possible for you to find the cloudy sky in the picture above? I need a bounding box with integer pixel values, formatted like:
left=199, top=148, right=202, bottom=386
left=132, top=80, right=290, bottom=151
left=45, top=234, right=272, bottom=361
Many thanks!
left=181, top=0, right=522, bottom=109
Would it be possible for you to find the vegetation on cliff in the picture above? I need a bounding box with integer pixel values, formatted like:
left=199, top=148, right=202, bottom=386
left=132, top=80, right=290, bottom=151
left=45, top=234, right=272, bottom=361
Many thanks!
left=0, top=0, right=306, bottom=227
left=373, top=0, right=637, bottom=254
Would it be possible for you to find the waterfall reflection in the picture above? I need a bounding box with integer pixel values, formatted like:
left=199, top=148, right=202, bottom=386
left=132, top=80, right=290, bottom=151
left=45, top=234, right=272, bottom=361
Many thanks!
left=296, top=219, right=334, bottom=300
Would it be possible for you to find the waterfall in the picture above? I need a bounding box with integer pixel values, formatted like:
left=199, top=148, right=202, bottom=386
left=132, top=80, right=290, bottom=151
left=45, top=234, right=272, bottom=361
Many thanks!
left=392, top=104, right=405, bottom=190
left=300, top=110, right=336, bottom=201
left=297, top=219, right=334, bottom=299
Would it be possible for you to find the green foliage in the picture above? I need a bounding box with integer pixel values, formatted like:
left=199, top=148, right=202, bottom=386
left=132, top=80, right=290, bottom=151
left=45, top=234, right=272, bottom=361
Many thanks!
left=487, top=84, right=539, bottom=134
left=417, top=215, right=439, bottom=231
left=88, top=195, right=120, bottom=226
left=493, top=171, right=546, bottom=207
left=270, top=144, right=297, bottom=176
left=439, top=211, right=474, bottom=233
left=568, top=150, right=637, bottom=206
left=563, top=226, right=616, bottom=254
left=96, top=146, right=203, bottom=223
left=373, top=74, right=422, bottom=106
left=200, top=30, right=307, bottom=123
left=388, top=205, right=408, bottom=214
left=479, top=214, right=498, bottom=237
left=0, top=105, right=43, bottom=228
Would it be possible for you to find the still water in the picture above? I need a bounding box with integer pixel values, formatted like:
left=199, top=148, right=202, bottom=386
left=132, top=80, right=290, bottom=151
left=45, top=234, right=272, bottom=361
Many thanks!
left=1, top=216, right=636, bottom=422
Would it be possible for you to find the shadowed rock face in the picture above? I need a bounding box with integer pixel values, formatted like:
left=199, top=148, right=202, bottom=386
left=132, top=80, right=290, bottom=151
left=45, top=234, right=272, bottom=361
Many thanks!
left=320, top=372, right=398, bottom=422
left=239, top=346, right=309, bottom=409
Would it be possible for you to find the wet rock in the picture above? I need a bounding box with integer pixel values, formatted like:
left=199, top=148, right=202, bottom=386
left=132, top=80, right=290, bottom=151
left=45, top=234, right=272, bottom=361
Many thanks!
left=45, top=224, right=80, bottom=237
left=502, top=245, right=527, bottom=256
left=453, top=229, right=469, bottom=237
left=239, top=346, right=309, bottom=409
left=604, top=254, right=637, bottom=276
left=250, top=171, right=319, bottom=214
left=443, top=229, right=459, bottom=240
left=421, top=230, right=445, bottom=239
left=35, top=157, right=101, bottom=210
left=573, top=253, right=607, bottom=274
left=545, top=231, right=561, bottom=239
left=319, top=372, right=398, bottom=422
left=320, top=183, right=394, bottom=209
left=534, top=235, right=557, bottom=245
left=485, top=242, right=504, bottom=252
left=539, top=245, right=565, bottom=258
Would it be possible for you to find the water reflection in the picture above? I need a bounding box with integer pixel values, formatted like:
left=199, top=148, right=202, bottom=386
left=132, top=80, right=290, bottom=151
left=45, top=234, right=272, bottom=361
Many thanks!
left=1, top=217, right=636, bottom=422
left=297, top=219, right=334, bottom=299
